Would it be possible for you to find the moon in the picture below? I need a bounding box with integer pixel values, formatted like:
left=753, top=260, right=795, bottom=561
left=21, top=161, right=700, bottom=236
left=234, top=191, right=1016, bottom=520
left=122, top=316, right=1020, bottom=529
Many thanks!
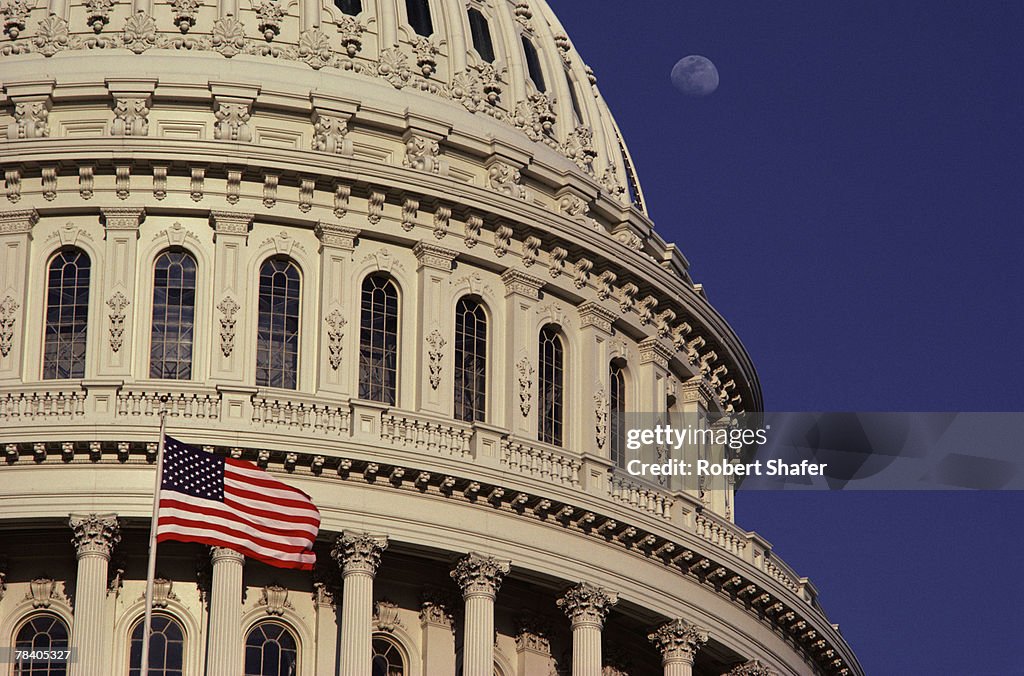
left=671, top=55, right=720, bottom=97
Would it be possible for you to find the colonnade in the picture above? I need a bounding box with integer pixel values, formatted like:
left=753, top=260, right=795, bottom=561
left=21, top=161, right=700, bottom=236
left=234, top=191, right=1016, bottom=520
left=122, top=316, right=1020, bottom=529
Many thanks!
left=62, top=514, right=739, bottom=676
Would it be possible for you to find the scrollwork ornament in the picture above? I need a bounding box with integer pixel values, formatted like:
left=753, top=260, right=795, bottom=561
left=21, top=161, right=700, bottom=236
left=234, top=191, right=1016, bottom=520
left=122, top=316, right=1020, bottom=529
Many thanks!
left=106, top=292, right=129, bottom=352
left=516, top=356, right=533, bottom=416
left=426, top=329, right=446, bottom=390
left=218, top=296, right=240, bottom=357
left=325, top=309, right=346, bottom=370
left=0, top=295, right=19, bottom=357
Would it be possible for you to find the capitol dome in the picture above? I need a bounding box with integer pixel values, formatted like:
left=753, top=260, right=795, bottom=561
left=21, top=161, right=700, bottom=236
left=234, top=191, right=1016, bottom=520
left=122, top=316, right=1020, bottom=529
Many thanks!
left=0, top=0, right=860, bottom=674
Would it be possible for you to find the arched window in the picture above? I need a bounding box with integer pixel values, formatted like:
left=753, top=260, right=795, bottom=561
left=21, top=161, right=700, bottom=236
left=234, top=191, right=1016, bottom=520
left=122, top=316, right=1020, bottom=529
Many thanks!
left=150, top=250, right=197, bottom=380
left=372, top=635, right=405, bottom=676
left=565, top=71, right=584, bottom=124
left=467, top=8, right=495, bottom=62
left=334, top=0, right=361, bottom=15
left=609, top=360, right=627, bottom=467
left=13, top=613, right=69, bottom=675
left=359, top=275, right=399, bottom=404
left=405, top=0, right=433, bottom=36
left=43, top=247, right=90, bottom=380
left=244, top=622, right=298, bottom=676
left=128, top=614, right=184, bottom=676
left=454, top=297, right=487, bottom=422
left=256, top=258, right=301, bottom=390
left=538, top=325, right=564, bottom=446
left=521, top=36, right=546, bottom=92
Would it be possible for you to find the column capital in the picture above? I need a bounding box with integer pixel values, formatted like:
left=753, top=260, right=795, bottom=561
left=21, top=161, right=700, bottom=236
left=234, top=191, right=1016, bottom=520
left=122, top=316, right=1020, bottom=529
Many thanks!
left=69, top=513, right=121, bottom=560
left=501, top=268, right=544, bottom=299
left=577, top=300, right=618, bottom=334
left=556, top=581, right=617, bottom=629
left=514, top=614, right=553, bottom=655
left=209, top=210, right=254, bottom=237
left=723, top=660, right=777, bottom=676
left=315, top=221, right=360, bottom=250
left=332, top=531, right=388, bottom=577
left=100, top=207, right=145, bottom=232
left=419, top=587, right=457, bottom=630
left=0, top=209, right=38, bottom=235
left=413, top=241, right=457, bottom=272
left=450, top=552, right=510, bottom=600
left=648, top=619, right=708, bottom=666
left=210, top=546, right=245, bottom=565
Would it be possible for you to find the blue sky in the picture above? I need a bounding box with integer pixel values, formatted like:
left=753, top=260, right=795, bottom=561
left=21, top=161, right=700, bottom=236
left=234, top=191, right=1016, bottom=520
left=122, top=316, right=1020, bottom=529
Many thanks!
left=550, top=2, right=1024, bottom=673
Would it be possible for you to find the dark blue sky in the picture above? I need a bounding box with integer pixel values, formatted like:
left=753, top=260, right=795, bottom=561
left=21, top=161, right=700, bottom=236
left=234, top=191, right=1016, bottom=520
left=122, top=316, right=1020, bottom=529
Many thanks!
left=550, top=2, right=1024, bottom=673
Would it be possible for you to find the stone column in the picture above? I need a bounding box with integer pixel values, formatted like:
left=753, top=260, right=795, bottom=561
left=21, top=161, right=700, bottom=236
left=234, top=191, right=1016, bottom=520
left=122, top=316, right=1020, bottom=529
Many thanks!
left=209, top=211, right=252, bottom=383
left=98, top=207, right=144, bottom=377
left=648, top=619, right=708, bottom=676
left=332, top=531, right=388, bottom=676
left=207, top=547, right=245, bottom=676
left=451, top=552, right=510, bottom=676
left=413, top=242, right=457, bottom=415
left=0, top=209, right=36, bottom=385
left=68, top=513, right=121, bottom=676
left=500, top=269, right=544, bottom=435
left=557, top=582, right=618, bottom=676
left=314, top=221, right=359, bottom=396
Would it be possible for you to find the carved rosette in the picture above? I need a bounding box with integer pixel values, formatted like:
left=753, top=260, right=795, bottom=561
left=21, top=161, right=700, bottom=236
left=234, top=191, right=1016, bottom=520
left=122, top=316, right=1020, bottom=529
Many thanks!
left=217, top=296, right=240, bottom=357
left=724, top=660, right=778, bottom=676
left=647, top=619, right=708, bottom=666
left=106, top=292, right=130, bottom=352
left=332, top=531, right=387, bottom=577
left=0, top=295, right=19, bottom=357
left=69, top=513, right=121, bottom=560
left=556, top=582, right=618, bottom=629
left=325, top=309, right=346, bottom=370
left=426, top=328, right=446, bottom=390
left=450, top=552, right=510, bottom=600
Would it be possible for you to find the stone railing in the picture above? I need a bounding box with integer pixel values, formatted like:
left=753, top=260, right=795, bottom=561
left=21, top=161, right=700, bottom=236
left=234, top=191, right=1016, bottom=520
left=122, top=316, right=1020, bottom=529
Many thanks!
left=380, top=414, right=472, bottom=458
left=500, top=439, right=581, bottom=487
left=116, top=387, right=221, bottom=419
left=251, top=392, right=351, bottom=435
left=608, top=471, right=674, bottom=520
left=0, top=384, right=87, bottom=420
left=695, top=510, right=747, bottom=558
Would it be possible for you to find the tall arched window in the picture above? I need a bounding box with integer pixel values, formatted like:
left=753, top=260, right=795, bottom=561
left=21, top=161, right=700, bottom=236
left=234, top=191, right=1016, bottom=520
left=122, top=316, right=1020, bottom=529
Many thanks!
left=128, top=614, right=184, bottom=676
left=454, top=296, right=487, bottom=422
left=13, top=613, right=70, bottom=675
left=334, top=0, right=361, bottom=15
left=538, top=324, right=564, bottom=446
left=150, top=250, right=197, bottom=380
left=372, top=635, right=406, bottom=676
left=565, top=71, right=584, bottom=124
left=609, top=360, right=627, bottom=467
left=359, top=275, right=399, bottom=404
left=244, top=622, right=297, bottom=676
left=521, top=36, right=546, bottom=92
left=405, top=0, right=433, bottom=36
left=43, top=248, right=90, bottom=380
left=467, top=8, right=495, bottom=62
left=256, top=258, right=301, bottom=390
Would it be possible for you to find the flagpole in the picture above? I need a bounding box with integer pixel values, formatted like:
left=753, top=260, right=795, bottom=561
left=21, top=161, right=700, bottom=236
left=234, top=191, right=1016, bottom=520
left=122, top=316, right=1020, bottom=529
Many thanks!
left=140, top=396, right=168, bottom=676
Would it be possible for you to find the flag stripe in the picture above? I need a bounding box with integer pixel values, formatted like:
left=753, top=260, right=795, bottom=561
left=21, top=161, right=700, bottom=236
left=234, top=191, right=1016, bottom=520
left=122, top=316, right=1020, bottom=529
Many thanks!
left=156, top=435, right=320, bottom=571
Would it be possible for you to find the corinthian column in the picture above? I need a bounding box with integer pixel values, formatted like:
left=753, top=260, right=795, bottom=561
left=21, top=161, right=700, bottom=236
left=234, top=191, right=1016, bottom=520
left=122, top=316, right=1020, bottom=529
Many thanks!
left=207, top=547, right=245, bottom=676
left=332, top=531, right=388, bottom=676
left=557, top=582, right=618, bottom=676
left=450, top=553, right=510, bottom=676
left=68, top=513, right=121, bottom=676
left=648, top=619, right=708, bottom=676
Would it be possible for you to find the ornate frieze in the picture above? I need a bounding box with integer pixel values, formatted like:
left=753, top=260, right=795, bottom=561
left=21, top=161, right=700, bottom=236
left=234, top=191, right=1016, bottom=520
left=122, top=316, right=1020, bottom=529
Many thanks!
left=332, top=531, right=387, bottom=577
left=0, top=208, right=37, bottom=233
left=0, top=295, right=19, bottom=357
left=648, top=619, right=708, bottom=665
left=69, top=513, right=121, bottom=560
left=556, top=582, right=618, bottom=628
left=450, top=552, right=510, bottom=599
left=106, top=292, right=129, bottom=352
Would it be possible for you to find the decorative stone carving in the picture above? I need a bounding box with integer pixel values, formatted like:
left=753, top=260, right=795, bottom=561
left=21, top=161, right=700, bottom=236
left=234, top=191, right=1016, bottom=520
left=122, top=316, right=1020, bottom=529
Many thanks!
left=378, top=47, right=412, bottom=88
left=70, top=513, right=121, bottom=559
left=433, top=206, right=450, bottom=239
left=516, top=356, right=533, bottom=416
left=557, top=582, right=618, bottom=628
left=79, top=166, right=94, bottom=199
left=312, top=111, right=351, bottom=155
left=373, top=599, right=402, bottom=631
left=368, top=190, right=385, bottom=224
left=325, top=309, right=346, bottom=370
left=169, top=0, right=199, bottom=33
left=513, top=93, right=557, bottom=145
left=111, top=96, right=150, bottom=136
left=299, top=178, right=315, bottom=212
left=523, top=236, right=542, bottom=266
left=426, top=329, right=446, bottom=390
left=254, top=0, right=283, bottom=41
left=259, top=585, right=292, bottom=615
left=211, top=15, right=247, bottom=57
left=115, top=165, right=130, bottom=199
left=334, top=183, right=351, bottom=218
left=514, top=1, right=533, bottom=28
left=217, top=296, right=239, bottom=357
left=450, top=553, right=510, bottom=598
left=636, top=295, right=658, bottom=325
left=33, top=14, right=73, bottom=56
left=515, top=615, right=553, bottom=654
left=28, top=577, right=58, bottom=608
left=214, top=99, right=253, bottom=142
left=1, top=0, right=30, bottom=39
left=494, top=224, right=514, bottom=257
left=400, top=198, right=418, bottom=231
left=573, top=258, right=593, bottom=289
left=0, top=295, right=19, bottom=357
left=153, top=165, right=168, bottom=200
left=122, top=11, right=158, bottom=53
left=41, top=167, right=57, bottom=201
left=615, top=228, right=643, bottom=251
left=4, top=170, right=21, bottom=202
left=411, top=36, right=438, bottom=76
left=596, top=271, right=616, bottom=300
left=106, top=292, right=129, bottom=351
left=549, top=247, right=567, bottom=277
left=594, top=388, right=608, bottom=449
left=562, top=126, right=597, bottom=174
left=559, top=194, right=589, bottom=219
left=464, top=214, right=482, bottom=247
left=648, top=619, right=708, bottom=665
left=654, top=309, right=676, bottom=339
left=295, top=28, right=334, bottom=69
left=336, top=15, right=364, bottom=56
left=10, top=99, right=50, bottom=139
left=487, top=161, right=526, bottom=199
left=671, top=322, right=692, bottom=351
left=316, top=221, right=359, bottom=250
left=332, top=531, right=387, bottom=576
left=225, top=169, right=242, bottom=204
left=618, top=282, right=638, bottom=313
left=724, top=660, right=777, bottom=676
left=600, top=165, right=626, bottom=199
left=420, top=589, right=456, bottom=629
left=83, top=0, right=115, bottom=32
left=190, top=167, right=204, bottom=201
left=404, top=134, right=441, bottom=173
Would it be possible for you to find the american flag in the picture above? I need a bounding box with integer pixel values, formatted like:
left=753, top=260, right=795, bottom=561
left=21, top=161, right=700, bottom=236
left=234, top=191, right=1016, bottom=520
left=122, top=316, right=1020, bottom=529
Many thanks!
left=156, top=436, right=320, bottom=570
